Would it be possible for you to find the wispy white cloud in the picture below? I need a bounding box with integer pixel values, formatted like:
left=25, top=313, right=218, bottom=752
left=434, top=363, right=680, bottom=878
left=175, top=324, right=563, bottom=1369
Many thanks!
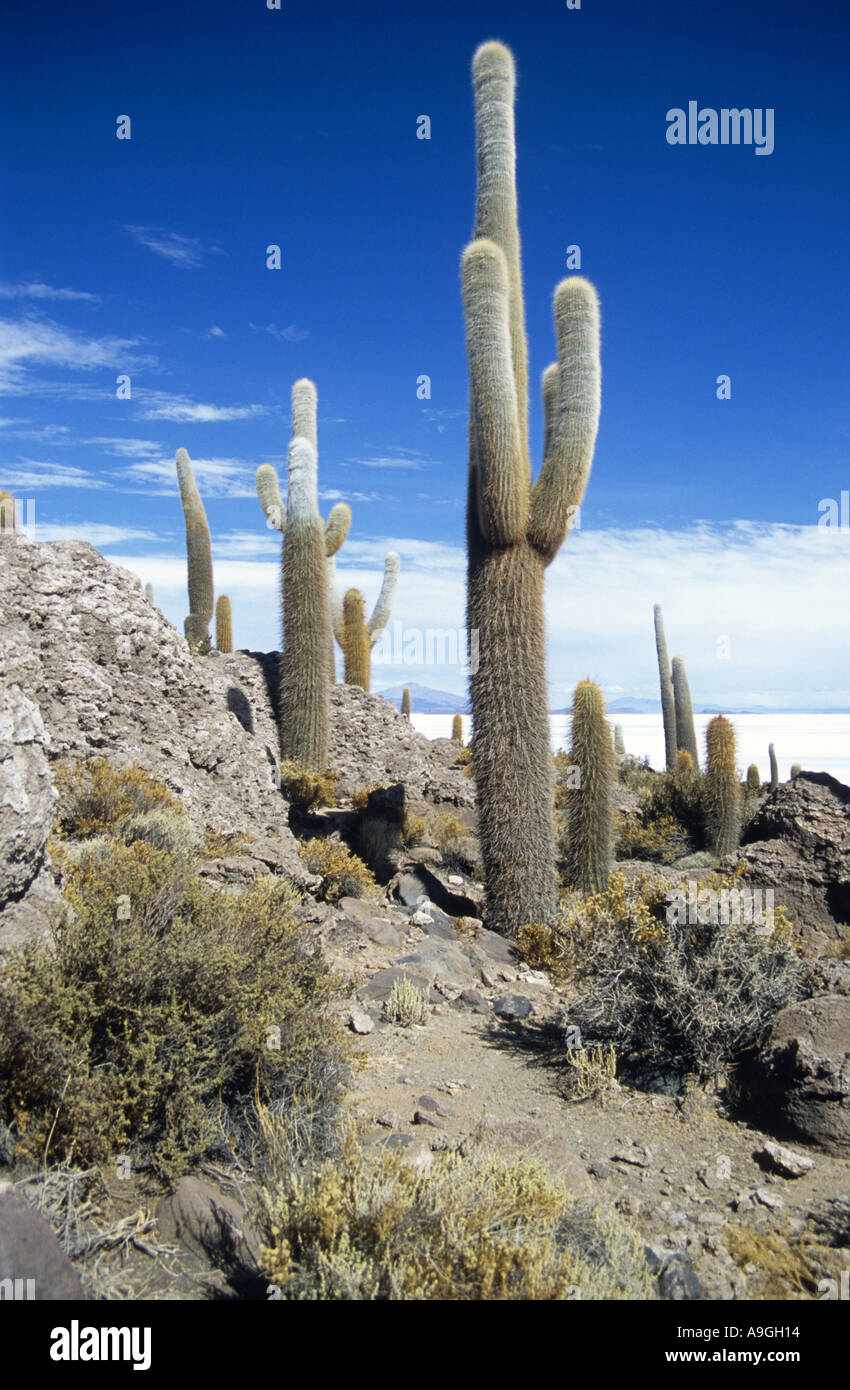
left=249, top=321, right=308, bottom=343
left=137, top=391, right=267, bottom=423
left=87, top=436, right=163, bottom=459
left=0, top=316, right=153, bottom=393
left=0, top=280, right=99, bottom=303
left=120, top=456, right=255, bottom=498
left=0, top=460, right=108, bottom=490
left=346, top=451, right=429, bottom=471
left=205, top=325, right=226, bottom=339
left=123, top=226, right=224, bottom=269
left=34, top=522, right=160, bottom=546
left=320, top=487, right=381, bottom=504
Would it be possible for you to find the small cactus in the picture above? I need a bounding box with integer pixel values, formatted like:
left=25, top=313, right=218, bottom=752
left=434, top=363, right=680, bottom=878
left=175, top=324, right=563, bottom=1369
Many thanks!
left=144, top=581, right=154, bottom=604
left=0, top=490, right=16, bottom=531
left=671, top=654, right=699, bottom=768
left=333, top=553, right=400, bottom=693
left=769, top=743, right=779, bottom=790
left=614, top=724, right=625, bottom=757
left=790, top=763, right=802, bottom=780
left=653, top=606, right=677, bottom=770
left=452, top=713, right=463, bottom=743
left=216, top=595, right=233, bottom=653
left=704, top=715, right=741, bottom=858
left=746, top=764, right=761, bottom=793
left=176, top=448, right=214, bottom=644
left=562, top=680, right=614, bottom=895
left=401, top=687, right=411, bottom=718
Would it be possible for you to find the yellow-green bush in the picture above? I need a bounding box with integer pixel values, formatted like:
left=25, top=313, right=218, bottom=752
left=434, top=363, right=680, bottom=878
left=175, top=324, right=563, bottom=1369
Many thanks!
left=298, top=837, right=378, bottom=904
left=350, top=784, right=388, bottom=810
left=0, top=846, right=350, bottom=1176
left=516, top=921, right=568, bottom=983
left=385, top=976, right=429, bottom=1027
left=200, top=826, right=254, bottom=859
left=724, top=1223, right=843, bottom=1300
left=259, top=1141, right=656, bottom=1301
left=615, top=811, right=689, bottom=864
left=430, top=811, right=477, bottom=872
left=54, top=757, right=181, bottom=838
left=280, top=761, right=338, bottom=813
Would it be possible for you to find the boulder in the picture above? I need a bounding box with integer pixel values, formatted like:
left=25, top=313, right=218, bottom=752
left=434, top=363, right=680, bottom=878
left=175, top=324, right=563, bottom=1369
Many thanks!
left=740, top=994, right=850, bottom=1157
left=0, top=1182, right=84, bottom=1299
left=741, top=773, right=850, bottom=953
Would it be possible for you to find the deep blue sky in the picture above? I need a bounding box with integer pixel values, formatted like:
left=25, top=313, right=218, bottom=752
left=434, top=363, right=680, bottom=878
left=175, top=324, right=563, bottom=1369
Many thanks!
left=2, top=0, right=848, bottom=706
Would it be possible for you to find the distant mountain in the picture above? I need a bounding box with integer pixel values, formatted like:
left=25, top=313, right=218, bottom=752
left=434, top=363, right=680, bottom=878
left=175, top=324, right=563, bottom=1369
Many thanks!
left=378, top=682, right=469, bottom=714
left=552, top=697, right=850, bottom=716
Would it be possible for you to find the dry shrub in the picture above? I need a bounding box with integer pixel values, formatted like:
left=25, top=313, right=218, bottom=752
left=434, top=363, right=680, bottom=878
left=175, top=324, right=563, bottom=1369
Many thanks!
left=54, top=758, right=181, bottom=838
left=562, top=1044, right=617, bottom=1103
left=385, top=976, right=429, bottom=1027
left=201, top=826, right=254, bottom=859
left=725, top=1223, right=844, bottom=1300
left=298, top=837, right=378, bottom=904
left=430, top=811, right=477, bottom=872
left=280, top=761, right=338, bottom=813
left=0, top=846, right=350, bottom=1177
left=555, top=869, right=811, bottom=1083
left=259, top=1141, right=656, bottom=1301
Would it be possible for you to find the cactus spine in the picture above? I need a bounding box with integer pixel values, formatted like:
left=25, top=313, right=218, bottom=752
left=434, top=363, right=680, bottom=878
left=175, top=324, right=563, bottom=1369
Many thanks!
left=401, top=686, right=411, bottom=718
left=175, top=448, right=214, bottom=643
left=614, top=724, right=625, bottom=757
left=452, top=713, right=463, bottom=743
left=563, top=680, right=614, bottom=894
left=653, top=605, right=677, bottom=770
left=333, top=553, right=400, bottom=693
left=0, top=490, right=16, bottom=531
left=769, top=743, right=779, bottom=790
left=746, top=764, right=761, bottom=792
left=265, top=381, right=351, bottom=769
left=704, top=715, right=741, bottom=857
left=216, top=595, right=233, bottom=653
left=671, top=654, right=698, bottom=767
left=462, top=42, right=601, bottom=934
left=256, top=381, right=351, bottom=687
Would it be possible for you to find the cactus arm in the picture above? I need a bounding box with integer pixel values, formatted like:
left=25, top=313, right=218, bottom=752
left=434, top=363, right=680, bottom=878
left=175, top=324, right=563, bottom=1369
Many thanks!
left=472, top=40, right=529, bottom=462
left=461, top=240, right=528, bottom=546
left=324, top=502, right=351, bottom=557
left=528, top=278, right=601, bottom=563
left=291, top=378, right=318, bottom=453
left=175, top=447, right=214, bottom=631
left=256, top=464, right=286, bottom=533
left=367, top=551, right=400, bottom=643
left=653, top=604, right=678, bottom=771
left=541, top=364, right=559, bottom=462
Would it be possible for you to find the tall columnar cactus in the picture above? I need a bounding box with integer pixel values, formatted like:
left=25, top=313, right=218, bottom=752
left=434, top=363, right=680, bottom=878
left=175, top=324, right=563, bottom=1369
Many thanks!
left=461, top=42, right=601, bottom=935
left=704, top=715, right=742, bottom=858
left=333, top=553, right=400, bottom=694
left=746, top=764, right=761, bottom=792
left=563, top=680, right=614, bottom=895
left=256, top=379, right=351, bottom=685
left=216, top=595, right=233, bottom=653
left=614, top=724, right=626, bottom=757
left=671, top=654, right=699, bottom=767
left=653, top=606, right=677, bottom=770
left=401, top=687, right=411, bottom=719
left=769, top=743, right=779, bottom=790
left=0, top=490, right=15, bottom=531
left=452, top=714, right=463, bottom=743
left=144, top=581, right=154, bottom=604
left=258, top=382, right=352, bottom=769
left=175, top=448, right=214, bottom=644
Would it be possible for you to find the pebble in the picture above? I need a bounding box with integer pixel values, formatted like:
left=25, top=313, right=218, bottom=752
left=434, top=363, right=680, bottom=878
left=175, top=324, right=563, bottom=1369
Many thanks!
left=413, top=1109, right=443, bottom=1129
left=756, top=1140, right=815, bottom=1179
left=493, top=994, right=533, bottom=1021
left=348, top=1007, right=375, bottom=1035
left=754, top=1187, right=784, bottom=1211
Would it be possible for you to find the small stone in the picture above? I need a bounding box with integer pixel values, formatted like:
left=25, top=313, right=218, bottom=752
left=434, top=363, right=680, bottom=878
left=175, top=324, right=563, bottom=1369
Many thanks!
left=611, top=1143, right=653, bottom=1169
left=754, top=1186, right=784, bottom=1211
left=413, top=1109, right=443, bottom=1129
left=447, top=874, right=464, bottom=886
left=755, top=1140, right=815, bottom=1179
left=493, top=993, right=533, bottom=1021
left=375, top=1110, right=400, bottom=1129
left=348, top=1007, right=375, bottom=1035
left=417, top=1094, right=453, bottom=1118
left=587, top=1161, right=610, bottom=1180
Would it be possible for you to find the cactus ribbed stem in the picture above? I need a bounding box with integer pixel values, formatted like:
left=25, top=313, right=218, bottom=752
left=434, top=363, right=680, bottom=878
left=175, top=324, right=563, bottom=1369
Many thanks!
left=653, top=606, right=677, bottom=770
left=671, top=654, right=699, bottom=768
left=704, top=715, right=741, bottom=858
left=341, top=589, right=371, bottom=691
left=462, top=42, right=601, bottom=935
left=452, top=713, right=463, bottom=743
left=215, top=595, right=233, bottom=653
left=614, top=724, right=625, bottom=757
left=563, top=679, right=614, bottom=894
left=176, top=449, right=214, bottom=642
left=401, top=687, right=411, bottom=718
left=769, top=743, right=779, bottom=790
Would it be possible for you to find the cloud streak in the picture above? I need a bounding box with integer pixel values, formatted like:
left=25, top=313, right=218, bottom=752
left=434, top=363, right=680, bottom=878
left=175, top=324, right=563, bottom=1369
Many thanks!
left=123, top=226, right=224, bottom=269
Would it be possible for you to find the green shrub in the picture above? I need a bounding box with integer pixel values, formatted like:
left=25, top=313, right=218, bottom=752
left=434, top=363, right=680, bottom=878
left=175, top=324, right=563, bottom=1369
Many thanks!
left=0, top=846, right=350, bottom=1176
left=385, top=976, right=429, bottom=1027
left=280, top=761, right=338, bottom=813
left=259, top=1141, right=656, bottom=1300
left=298, top=837, right=378, bottom=904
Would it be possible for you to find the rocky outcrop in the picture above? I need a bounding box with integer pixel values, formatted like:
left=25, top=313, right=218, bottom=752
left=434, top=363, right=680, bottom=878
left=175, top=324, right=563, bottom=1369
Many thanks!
left=0, top=669, right=56, bottom=905
left=740, top=772, right=850, bottom=954
left=0, top=1182, right=84, bottom=1299
left=740, top=994, right=850, bottom=1157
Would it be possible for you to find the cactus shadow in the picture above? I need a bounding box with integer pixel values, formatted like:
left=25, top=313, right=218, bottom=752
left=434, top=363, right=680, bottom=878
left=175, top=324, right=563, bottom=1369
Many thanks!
left=226, top=686, right=255, bottom=734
